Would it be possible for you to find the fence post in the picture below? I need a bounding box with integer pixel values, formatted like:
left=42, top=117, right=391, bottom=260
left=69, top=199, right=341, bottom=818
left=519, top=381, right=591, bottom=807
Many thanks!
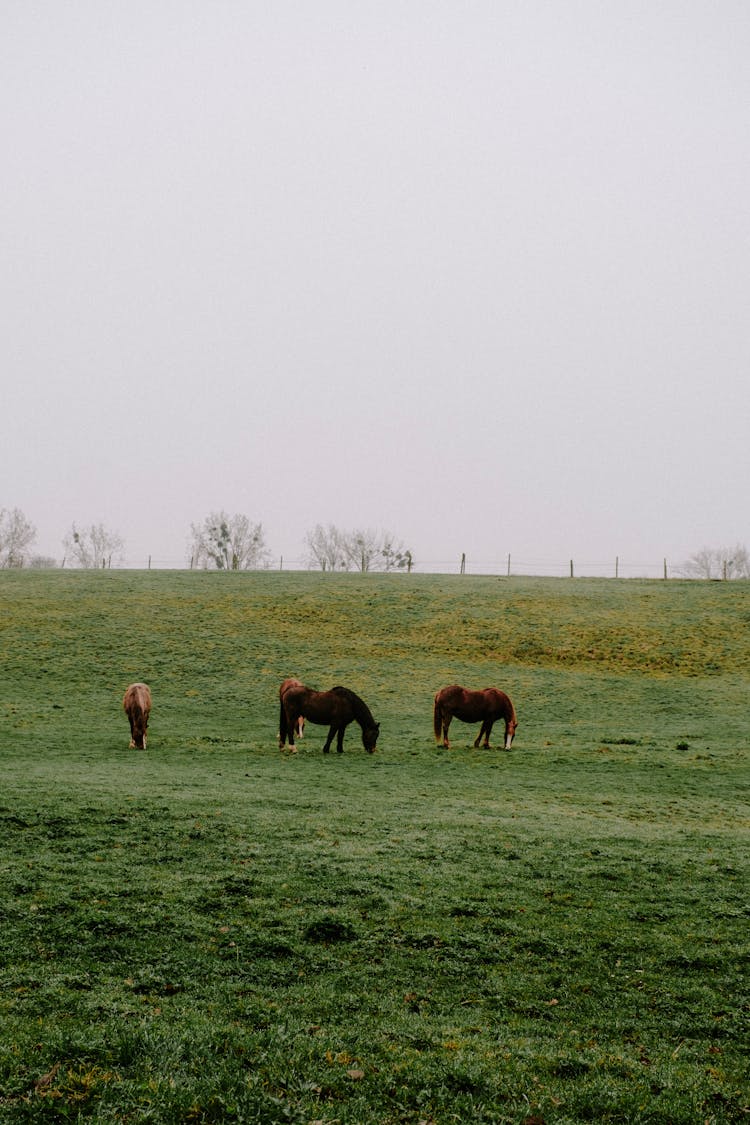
left=570, top=559, right=574, bottom=578
left=507, top=553, right=511, bottom=577
left=663, top=558, right=668, bottom=580
left=615, top=556, right=619, bottom=579
left=460, top=553, right=466, bottom=575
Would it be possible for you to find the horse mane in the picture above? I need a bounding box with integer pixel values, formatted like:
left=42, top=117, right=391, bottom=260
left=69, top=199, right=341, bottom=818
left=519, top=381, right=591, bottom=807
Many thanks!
left=495, top=689, right=516, bottom=721
left=330, top=685, right=376, bottom=729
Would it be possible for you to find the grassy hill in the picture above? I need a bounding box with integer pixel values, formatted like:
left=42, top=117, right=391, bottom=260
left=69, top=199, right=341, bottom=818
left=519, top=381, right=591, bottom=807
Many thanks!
left=1, top=571, right=748, bottom=1122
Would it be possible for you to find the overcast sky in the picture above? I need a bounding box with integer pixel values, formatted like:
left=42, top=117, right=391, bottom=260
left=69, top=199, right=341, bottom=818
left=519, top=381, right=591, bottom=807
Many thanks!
left=3, top=2, right=749, bottom=573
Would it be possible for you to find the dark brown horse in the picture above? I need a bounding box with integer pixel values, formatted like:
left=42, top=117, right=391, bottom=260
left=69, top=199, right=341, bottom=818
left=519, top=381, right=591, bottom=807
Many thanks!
left=279, top=681, right=380, bottom=753
left=433, top=684, right=517, bottom=750
left=123, top=682, right=151, bottom=749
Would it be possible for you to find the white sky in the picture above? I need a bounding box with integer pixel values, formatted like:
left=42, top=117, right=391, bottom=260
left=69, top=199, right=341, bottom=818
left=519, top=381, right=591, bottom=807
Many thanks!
left=2, top=2, right=749, bottom=572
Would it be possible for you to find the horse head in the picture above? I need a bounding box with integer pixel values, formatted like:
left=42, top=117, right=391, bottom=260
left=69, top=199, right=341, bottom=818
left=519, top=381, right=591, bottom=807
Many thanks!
left=362, top=722, right=380, bottom=753
left=130, top=725, right=148, bottom=750
left=505, top=715, right=518, bottom=750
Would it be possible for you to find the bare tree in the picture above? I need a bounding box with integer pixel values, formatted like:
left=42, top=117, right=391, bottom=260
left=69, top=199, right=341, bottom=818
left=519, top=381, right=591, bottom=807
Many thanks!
left=344, top=528, right=382, bottom=573
left=305, top=524, right=349, bottom=571
left=63, top=522, right=125, bottom=568
left=683, top=544, right=750, bottom=579
left=190, top=511, right=269, bottom=570
left=345, top=528, right=414, bottom=573
left=683, top=548, right=716, bottom=579
left=306, top=525, right=413, bottom=573
left=0, top=507, right=37, bottom=568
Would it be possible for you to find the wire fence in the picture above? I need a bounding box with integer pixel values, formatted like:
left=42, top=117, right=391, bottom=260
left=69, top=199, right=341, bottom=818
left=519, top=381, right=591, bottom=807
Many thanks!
left=84, top=554, right=684, bottom=579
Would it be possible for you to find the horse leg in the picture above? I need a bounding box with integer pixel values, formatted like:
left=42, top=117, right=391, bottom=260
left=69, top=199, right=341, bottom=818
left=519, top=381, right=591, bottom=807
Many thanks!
left=483, top=720, right=494, bottom=749
left=473, top=721, right=487, bottom=749
left=279, top=700, right=288, bottom=749
left=504, top=719, right=514, bottom=750
left=442, top=713, right=451, bottom=749
left=322, top=725, right=335, bottom=753
left=285, top=704, right=299, bottom=752
left=336, top=724, right=347, bottom=753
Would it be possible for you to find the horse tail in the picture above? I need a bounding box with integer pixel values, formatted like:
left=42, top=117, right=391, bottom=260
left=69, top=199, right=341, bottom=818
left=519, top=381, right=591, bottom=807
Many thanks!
left=279, top=698, right=288, bottom=747
left=433, top=693, right=443, bottom=743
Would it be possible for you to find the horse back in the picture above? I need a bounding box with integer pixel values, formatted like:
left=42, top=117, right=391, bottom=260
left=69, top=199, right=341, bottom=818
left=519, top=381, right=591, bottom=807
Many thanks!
left=280, top=677, right=304, bottom=701
left=437, top=684, right=484, bottom=717
left=123, top=682, right=151, bottom=717
left=282, top=684, right=332, bottom=724
left=437, top=684, right=509, bottom=721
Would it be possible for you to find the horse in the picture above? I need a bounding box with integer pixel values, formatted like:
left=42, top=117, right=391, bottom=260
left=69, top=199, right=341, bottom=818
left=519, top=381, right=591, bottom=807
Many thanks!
left=279, top=681, right=380, bottom=753
left=279, top=678, right=305, bottom=742
left=433, top=684, right=517, bottom=750
left=123, top=682, right=152, bottom=749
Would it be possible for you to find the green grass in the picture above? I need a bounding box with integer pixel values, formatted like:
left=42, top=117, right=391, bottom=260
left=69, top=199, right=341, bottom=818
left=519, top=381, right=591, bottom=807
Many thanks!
left=1, top=571, right=748, bottom=1123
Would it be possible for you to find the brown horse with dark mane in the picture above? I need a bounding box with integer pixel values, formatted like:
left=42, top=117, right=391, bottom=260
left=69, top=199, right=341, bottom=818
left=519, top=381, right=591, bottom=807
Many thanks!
left=433, top=684, right=517, bottom=750
left=123, top=682, right=151, bottom=749
left=279, top=681, right=380, bottom=754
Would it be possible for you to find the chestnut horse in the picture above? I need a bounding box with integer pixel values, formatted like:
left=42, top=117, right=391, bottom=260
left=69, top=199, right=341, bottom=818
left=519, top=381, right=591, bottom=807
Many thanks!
left=279, top=678, right=305, bottom=741
left=279, top=681, right=380, bottom=754
left=433, top=684, right=517, bottom=750
left=123, top=682, right=151, bottom=749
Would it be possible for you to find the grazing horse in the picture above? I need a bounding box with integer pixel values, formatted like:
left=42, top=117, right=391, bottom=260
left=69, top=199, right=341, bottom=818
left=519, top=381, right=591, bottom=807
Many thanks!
left=123, top=682, right=152, bottom=749
left=279, top=681, right=380, bottom=754
left=279, top=678, right=305, bottom=743
left=433, top=684, right=517, bottom=750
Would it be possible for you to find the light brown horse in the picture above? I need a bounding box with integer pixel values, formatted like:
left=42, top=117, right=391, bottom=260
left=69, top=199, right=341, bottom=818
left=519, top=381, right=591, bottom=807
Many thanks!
left=434, top=684, right=517, bottom=750
left=123, top=682, right=152, bottom=749
left=279, top=681, right=380, bottom=754
left=279, top=678, right=305, bottom=747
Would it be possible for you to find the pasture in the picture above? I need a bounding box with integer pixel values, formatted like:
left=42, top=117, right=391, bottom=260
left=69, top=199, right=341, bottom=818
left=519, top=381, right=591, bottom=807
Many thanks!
left=1, top=570, right=748, bottom=1123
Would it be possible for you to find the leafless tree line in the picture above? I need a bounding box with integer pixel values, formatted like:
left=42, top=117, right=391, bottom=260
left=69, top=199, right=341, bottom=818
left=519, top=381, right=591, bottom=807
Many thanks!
left=1, top=505, right=747, bottom=577
left=0, top=508, right=413, bottom=573
left=304, top=524, right=412, bottom=573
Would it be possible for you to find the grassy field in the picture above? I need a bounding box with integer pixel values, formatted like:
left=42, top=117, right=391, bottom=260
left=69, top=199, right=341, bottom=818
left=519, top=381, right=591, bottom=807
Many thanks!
left=1, top=570, right=748, bottom=1123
